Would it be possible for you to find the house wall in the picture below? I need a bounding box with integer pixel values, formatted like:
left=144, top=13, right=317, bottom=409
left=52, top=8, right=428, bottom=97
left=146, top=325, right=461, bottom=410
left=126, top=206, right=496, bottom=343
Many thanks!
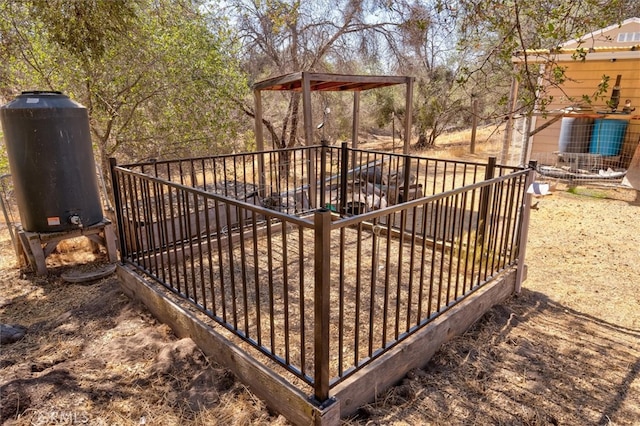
left=526, top=18, right=640, bottom=161
left=531, top=56, right=640, bottom=156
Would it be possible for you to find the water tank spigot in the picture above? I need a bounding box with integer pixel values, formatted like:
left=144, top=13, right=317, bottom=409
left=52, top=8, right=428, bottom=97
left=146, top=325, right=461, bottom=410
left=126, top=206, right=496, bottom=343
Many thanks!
left=69, top=214, right=82, bottom=228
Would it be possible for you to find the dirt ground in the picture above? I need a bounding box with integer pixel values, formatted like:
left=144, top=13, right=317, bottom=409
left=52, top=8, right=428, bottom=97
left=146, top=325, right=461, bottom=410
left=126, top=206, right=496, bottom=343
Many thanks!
left=1, top=146, right=639, bottom=424
left=349, top=185, right=640, bottom=425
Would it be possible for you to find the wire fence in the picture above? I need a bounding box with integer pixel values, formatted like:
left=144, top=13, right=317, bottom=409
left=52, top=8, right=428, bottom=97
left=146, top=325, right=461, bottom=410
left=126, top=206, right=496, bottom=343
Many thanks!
left=530, top=116, right=640, bottom=183
left=0, top=174, right=20, bottom=252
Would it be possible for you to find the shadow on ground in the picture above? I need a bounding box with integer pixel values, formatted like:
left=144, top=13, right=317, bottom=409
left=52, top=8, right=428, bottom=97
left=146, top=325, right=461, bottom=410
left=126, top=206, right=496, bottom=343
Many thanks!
left=351, top=288, right=640, bottom=425
left=0, top=272, right=246, bottom=425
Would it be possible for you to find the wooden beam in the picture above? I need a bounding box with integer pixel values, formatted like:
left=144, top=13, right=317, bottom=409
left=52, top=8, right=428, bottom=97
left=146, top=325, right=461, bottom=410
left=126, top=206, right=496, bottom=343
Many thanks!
left=351, top=91, right=360, bottom=150
left=125, top=219, right=288, bottom=270
left=470, top=97, right=478, bottom=154
left=529, top=114, right=563, bottom=137
left=303, top=72, right=314, bottom=146
left=501, top=73, right=519, bottom=164
left=253, top=89, right=267, bottom=199
left=252, top=72, right=411, bottom=92
left=17, top=220, right=117, bottom=275
left=303, top=73, right=317, bottom=207
left=404, top=77, right=414, bottom=154
left=254, top=89, right=264, bottom=152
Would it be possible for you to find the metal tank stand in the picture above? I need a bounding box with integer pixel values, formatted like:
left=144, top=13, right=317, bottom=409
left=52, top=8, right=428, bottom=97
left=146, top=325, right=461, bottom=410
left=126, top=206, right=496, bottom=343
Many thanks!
left=16, top=220, right=118, bottom=275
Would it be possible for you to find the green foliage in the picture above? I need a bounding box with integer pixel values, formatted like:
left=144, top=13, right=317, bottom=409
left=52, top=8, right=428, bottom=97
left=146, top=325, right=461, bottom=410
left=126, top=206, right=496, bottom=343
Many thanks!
left=373, top=90, right=397, bottom=129
left=1, top=0, right=248, bottom=171
left=453, top=0, right=634, bottom=115
left=413, top=73, right=467, bottom=148
left=3, top=0, right=629, bottom=168
left=30, top=0, right=136, bottom=61
left=0, top=130, right=8, bottom=175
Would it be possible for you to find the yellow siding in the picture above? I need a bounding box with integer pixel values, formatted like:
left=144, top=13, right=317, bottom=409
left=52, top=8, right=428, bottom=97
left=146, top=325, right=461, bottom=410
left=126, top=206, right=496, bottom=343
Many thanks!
left=531, top=119, right=563, bottom=154
left=528, top=19, right=640, bottom=156
left=531, top=58, right=640, bottom=154
left=545, top=59, right=640, bottom=111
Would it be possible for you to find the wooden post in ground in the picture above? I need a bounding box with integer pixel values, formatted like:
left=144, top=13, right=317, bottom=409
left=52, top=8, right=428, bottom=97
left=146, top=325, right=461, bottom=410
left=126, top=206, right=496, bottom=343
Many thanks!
left=253, top=90, right=267, bottom=200
left=470, top=96, right=478, bottom=154
left=515, top=160, right=536, bottom=293
left=478, top=156, right=497, bottom=249
left=351, top=92, right=360, bottom=172
left=403, top=78, right=414, bottom=154
left=501, top=75, right=519, bottom=164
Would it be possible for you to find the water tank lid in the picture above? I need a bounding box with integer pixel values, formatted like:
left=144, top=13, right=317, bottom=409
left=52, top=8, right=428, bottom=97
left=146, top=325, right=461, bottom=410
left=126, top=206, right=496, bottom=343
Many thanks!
left=1, top=91, right=83, bottom=110
left=21, top=91, right=63, bottom=95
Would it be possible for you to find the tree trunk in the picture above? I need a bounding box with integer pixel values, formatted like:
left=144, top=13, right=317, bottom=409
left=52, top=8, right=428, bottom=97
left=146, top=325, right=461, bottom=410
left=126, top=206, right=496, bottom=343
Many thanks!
left=97, top=140, right=116, bottom=224
left=414, top=133, right=431, bottom=149
left=287, top=93, right=301, bottom=147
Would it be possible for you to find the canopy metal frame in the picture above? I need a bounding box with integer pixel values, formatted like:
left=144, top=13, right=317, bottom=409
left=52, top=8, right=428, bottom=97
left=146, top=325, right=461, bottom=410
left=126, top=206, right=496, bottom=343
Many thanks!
left=252, top=72, right=414, bottom=207
left=252, top=71, right=414, bottom=153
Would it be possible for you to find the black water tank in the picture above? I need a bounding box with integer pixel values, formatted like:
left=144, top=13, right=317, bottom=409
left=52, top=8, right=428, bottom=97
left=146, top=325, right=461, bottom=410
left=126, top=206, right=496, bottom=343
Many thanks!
left=0, top=91, right=103, bottom=232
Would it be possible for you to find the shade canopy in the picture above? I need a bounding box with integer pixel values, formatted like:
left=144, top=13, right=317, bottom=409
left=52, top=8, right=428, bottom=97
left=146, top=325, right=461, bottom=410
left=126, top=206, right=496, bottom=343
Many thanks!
left=252, top=71, right=414, bottom=153
left=253, top=71, right=412, bottom=93
left=252, top=72, right=414, bottom=208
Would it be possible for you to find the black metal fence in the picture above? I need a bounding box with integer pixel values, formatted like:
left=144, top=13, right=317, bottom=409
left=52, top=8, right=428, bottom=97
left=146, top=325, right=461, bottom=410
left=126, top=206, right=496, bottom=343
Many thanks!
left=110, top=144, right=531, bottom=403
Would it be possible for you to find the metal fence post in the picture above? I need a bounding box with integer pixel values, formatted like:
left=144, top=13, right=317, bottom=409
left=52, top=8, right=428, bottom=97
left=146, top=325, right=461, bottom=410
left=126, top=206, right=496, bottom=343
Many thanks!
left=478, top=156, right=496, bottom=247
left=515, top=160, right=537, bottom=293
left=339, top=142, right=349, bottom=215
left=402, top=155, right=412, bottom=202
left=320, top=142, right=327, bottom=208
left=313, top=208, right=331, bottom=403
left=109, top=157, right=127, bottom=260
